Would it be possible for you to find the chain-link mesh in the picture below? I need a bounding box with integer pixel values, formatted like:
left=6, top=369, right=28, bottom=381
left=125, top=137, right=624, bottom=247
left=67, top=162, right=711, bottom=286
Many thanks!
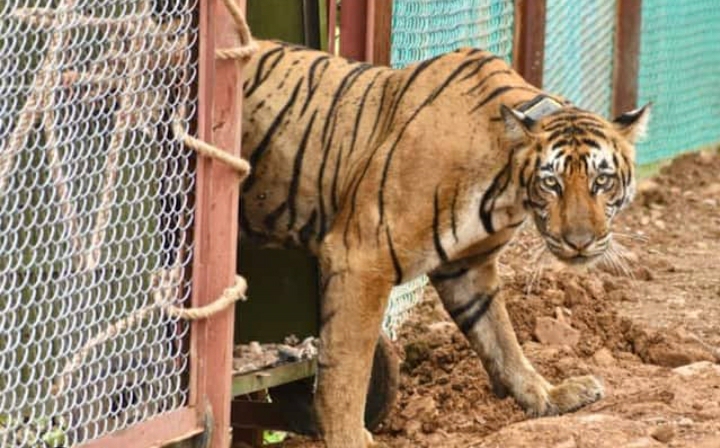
left=390, top=0, right=514, bottom=68
left=636, top=1, right=720, bottom=165
left=0, top=1, right=197, bottom=445
left=382, top=1, right=514, bottom=338
left=542, top=0, right=616, bottom=116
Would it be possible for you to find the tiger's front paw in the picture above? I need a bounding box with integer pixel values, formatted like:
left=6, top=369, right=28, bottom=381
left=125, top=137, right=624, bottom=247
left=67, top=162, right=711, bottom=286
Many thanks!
left=548, top=375, right=604, bottom=414
left=520, top=374, right=604, bottom=417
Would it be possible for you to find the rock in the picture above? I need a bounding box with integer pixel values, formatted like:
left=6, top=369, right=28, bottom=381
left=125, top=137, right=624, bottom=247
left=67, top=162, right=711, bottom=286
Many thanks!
left=672, top=361, right=720, bottom=377
left=694, top=435, right=720, bottom=448
left=638, top=179, right=660, bottom=194
left=650, top=424, right=675, bottom=443
left=702, top=198, right=718, bottom=207
left=403, top=341, right=431, bottom=369
left=700, top=182, right=720, bottom=197
left=400, top=396, right=437, bottom=420
left=592, top=348, right=616, bottom=367
left=552, top=438, right=577, bottom=448
left=623, top=438, right=664, bottom=448
left=534, top=316, right=581, bottom=348
left=677, top=417, right=694, bottom=427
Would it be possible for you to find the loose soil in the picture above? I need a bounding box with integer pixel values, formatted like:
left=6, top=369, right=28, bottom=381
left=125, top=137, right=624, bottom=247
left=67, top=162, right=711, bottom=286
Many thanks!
left=283, top=149, right=720, bottom=448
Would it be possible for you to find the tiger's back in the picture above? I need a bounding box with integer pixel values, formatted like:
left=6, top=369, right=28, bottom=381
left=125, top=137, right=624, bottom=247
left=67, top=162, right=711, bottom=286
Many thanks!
left=240, top=40, right=544, bottom=270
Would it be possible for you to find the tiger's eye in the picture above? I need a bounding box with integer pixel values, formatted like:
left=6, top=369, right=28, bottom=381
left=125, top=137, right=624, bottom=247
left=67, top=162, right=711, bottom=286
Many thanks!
left=542, top=176, right=558, bottom=189
left=595, top=174, right=610, bottom=186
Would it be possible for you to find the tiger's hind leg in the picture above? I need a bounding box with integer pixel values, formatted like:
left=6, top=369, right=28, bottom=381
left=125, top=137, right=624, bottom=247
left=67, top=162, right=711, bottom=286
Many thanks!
left=430, top=258, right=604, bottom=416
left=314, top=235, right=394, bottom=448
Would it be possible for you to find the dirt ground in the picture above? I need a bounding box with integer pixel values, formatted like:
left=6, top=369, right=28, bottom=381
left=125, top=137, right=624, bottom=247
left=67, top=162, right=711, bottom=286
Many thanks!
left=283, top=149, right=720, bottom=448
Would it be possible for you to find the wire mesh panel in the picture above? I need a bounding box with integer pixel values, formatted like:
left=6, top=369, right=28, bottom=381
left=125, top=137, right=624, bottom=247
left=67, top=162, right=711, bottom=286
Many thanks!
left=390, top=0, right=515, bottom=68
left=543, top=0, right=616, bottom=116
left=636, top=1, right=720, bottom=165
left=0, top=1, right=197, bottom=445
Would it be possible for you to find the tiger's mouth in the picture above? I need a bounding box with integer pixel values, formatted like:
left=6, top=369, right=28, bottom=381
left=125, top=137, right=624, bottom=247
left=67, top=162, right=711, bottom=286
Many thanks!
left=556, top=253, right=602, bottom=266
left=542, top=233, right=609, bottom=266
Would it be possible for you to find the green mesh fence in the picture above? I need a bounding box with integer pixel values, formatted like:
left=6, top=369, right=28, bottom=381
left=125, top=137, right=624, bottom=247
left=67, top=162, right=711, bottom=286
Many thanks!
left=542, top=0, right=617, bottom=117
left=636, top=1, right=720, bottom=165
left=390, top=0, right=515, bottom=68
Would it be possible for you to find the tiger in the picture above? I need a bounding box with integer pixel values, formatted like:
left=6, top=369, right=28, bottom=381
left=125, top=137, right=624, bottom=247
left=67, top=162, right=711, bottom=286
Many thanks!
left=240, top=40, right=650, bottom=448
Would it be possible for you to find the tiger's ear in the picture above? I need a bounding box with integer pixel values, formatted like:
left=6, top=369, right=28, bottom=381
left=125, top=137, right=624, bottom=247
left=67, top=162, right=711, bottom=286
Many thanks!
left=500, top=104, right=536, bottom=144
left=613, top=103, right=651, bottom=143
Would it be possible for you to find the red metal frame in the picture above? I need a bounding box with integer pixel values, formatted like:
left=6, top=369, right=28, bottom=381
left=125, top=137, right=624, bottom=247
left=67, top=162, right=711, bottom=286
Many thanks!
left=337, top=0, right=392, bottom=64
left=190, top=1, right=247, bottom=448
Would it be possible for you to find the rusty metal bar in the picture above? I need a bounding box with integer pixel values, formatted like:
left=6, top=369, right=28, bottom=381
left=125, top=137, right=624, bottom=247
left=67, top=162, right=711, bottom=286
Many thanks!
left=612, top=0, right=642, bottom=116
left=367, top=0, right=393, bottom=65
left=513, top=0, right=547, bottom=88
left=339, top=0, right=367, bottom=60
left=75, top=408, right=202, bottom=448
left=190, top=0, right=247, bottom=446
left=327, top=0, right=337, bottom=54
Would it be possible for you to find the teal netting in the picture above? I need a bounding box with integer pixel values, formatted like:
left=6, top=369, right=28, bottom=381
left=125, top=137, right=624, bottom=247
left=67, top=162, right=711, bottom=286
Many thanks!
left=543, top=0, right=617, bottom=117
left=636, top=1, right=720, bottom=165
left=390, top=0, right=515, bottom=68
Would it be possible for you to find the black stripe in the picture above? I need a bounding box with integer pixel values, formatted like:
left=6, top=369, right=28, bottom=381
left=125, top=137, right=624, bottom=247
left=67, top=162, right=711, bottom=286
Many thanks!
left=348, top=72, right=382, bottom=155
left=458, top=291, right=497, bottom=334
left=343, top=141, right=384, bottom=247
left=239, top=201, right=267, bottom=242
left=450, top=183, right=460, bottom=243
left=432, top=187, right=449, bottom=263
left=245, top=46, right=285, bottom=97
left=287, top=110, right=318, bottom=230
left=244, top=79, right=304, bottom=192
left=464, top=69, right=512, bottom=95
left=367, top=74, right=394, bottom=148
left=471, top=86, right=537, bottom=113
left=301, top=56, right=330, bottom=116
left=299, top=209, right=318, bottom=246
left=330, top=143, right=344, bottom=213
left=479, top=161, right=512, bottom=234
left=385, top=55, right=442, bottom=124
left=263, top=201, right=287, bottom=230
left=581, top=138, right=600, bottom=149
left=430, top=267, right=469, bottom=282
left=584, top=127, right=608, bottom=140
left=321, top=63, right=374, bottom=145
left=386, top=226, right=403, bottom=285
left=459, top=55, right=501, bottom=82
left=449, top=295, right=481, bottom=320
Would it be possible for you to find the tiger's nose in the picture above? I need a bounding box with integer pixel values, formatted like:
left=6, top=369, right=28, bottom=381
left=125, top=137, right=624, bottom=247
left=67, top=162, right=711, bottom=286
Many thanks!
left=563, top=229, right=595, bottom=251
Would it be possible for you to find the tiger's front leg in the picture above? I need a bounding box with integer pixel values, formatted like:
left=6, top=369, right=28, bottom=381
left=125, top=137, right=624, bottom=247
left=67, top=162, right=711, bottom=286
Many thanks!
left=314, top=235, right=394, bottom=448
left=430, top=258, right=604, bottom=416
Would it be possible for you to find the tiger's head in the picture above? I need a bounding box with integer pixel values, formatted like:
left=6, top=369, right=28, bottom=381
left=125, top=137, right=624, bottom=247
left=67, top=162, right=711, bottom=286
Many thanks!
left=501, top=100, right=651, bottom=265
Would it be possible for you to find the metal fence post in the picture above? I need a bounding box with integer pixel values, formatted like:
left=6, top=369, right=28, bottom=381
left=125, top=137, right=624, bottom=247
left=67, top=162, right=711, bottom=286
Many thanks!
left=192, top=0, right=246, bottom=447
left=612, top=0, right=642, bottom=116
left=513, top=0, right=547, bottom=88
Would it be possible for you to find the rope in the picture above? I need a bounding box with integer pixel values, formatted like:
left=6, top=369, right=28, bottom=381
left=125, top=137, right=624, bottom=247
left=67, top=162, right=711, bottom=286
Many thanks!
left=54, top=274, right=248, bottom=394
left=215, top=0, right=259, bottom=60
left=173, top=117, right=251, bottom=178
